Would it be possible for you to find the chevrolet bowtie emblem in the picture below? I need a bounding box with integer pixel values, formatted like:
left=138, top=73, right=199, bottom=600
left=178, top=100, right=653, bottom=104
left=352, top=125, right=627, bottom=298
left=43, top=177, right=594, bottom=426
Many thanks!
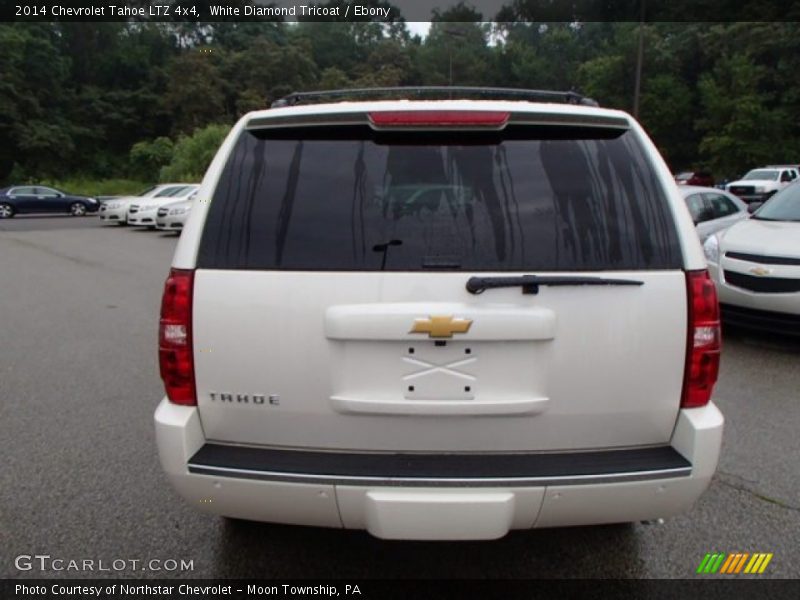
left=410, top=315, right=473, bottom=338
left=749, top=266, right=773, bottom=277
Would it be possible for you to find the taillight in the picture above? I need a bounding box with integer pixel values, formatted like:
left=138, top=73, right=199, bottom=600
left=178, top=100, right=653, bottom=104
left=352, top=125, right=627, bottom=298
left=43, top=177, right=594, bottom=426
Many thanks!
left=368, top=110, right=509, bottom=128
left=159, top=268, right=196, bottom=405
left=682, top=270, right=721, bottom=408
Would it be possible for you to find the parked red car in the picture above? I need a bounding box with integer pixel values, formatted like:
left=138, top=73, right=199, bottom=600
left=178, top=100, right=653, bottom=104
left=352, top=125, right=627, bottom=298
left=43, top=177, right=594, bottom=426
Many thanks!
left=675, top=170, right=714, bottom=187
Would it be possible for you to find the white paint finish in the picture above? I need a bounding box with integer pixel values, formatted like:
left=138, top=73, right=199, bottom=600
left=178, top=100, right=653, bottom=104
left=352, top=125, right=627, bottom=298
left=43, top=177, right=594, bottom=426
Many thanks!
left=363, top=491, right=515, bottom=540
left=719, top=219, right=800, bottom=262
left=325, top=303, right=556, bottom=340
left=534, top=477, right=711, bottom=528
left=337, top=487, right=545, bottom=540
left=192, top=270, right=687, bottom=452
left=706, top=221, right=800, bottom=315
left=330, top=395, right=549, bottom=416
left=154, top=398, right=206, bottom=475
left=167, top=473, right=342, bottom=528
left=153, top=400, right=722, bottom=536
left=670, top=403, right=724, bottom=479
left=532, top=403, right=723, bottom=529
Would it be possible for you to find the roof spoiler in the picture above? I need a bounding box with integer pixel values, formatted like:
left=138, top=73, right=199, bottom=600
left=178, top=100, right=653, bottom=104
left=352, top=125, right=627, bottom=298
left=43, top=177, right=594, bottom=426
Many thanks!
left=270, top=87, right=599, bottom=109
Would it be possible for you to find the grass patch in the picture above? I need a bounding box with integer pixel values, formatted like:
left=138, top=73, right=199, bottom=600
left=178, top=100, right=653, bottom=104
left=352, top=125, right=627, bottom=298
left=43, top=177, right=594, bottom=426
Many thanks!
left=34, top=178, right=151, bottom=197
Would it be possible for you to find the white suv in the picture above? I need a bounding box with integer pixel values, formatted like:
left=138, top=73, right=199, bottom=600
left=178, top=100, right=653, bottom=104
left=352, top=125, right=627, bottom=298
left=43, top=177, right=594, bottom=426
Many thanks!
left=154, top=88, right=724, bottom=540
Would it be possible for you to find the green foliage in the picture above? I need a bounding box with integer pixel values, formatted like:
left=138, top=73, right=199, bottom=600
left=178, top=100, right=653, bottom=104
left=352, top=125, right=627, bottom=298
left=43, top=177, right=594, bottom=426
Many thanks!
left=32, top=178, right=149, bottom=197
left=129, top=137, right=175, bottom=181
left=159, top=124, right=231, bottom=183
left=2, top=19, right=800, bottom=185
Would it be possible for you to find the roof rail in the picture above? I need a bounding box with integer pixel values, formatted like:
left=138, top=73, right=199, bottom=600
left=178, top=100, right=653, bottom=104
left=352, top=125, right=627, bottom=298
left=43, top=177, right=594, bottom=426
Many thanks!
left=270, top=87, right=599, bottom=108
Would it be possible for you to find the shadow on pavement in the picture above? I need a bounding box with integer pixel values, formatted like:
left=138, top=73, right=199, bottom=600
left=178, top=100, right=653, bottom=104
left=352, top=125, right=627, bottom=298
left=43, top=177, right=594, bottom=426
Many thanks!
left=211, top=519, right=645, bottom=578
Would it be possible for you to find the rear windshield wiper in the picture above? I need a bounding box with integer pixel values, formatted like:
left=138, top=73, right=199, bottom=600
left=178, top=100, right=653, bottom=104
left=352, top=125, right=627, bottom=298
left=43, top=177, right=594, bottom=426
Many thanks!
left=466, top=275, right=644, bottom=295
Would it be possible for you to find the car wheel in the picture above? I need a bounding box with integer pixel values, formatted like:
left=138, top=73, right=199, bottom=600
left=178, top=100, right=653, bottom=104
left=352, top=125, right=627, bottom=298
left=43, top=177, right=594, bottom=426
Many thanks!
left=70, top=202, right=87, bottom=216
left=0, top=203, right=15, bottom=218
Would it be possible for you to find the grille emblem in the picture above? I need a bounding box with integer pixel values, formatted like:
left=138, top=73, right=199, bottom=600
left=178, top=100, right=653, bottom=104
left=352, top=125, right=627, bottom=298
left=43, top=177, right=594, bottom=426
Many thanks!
left=749, top=267, right=773, bottom=277
left=410, top=315, right=473, bottom=338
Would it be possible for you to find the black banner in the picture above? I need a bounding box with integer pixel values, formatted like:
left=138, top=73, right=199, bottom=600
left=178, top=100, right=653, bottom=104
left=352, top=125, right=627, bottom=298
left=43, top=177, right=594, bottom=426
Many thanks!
left=2, top=0, right=800, bottom=23
left=4, top=579, right=800, bottom=600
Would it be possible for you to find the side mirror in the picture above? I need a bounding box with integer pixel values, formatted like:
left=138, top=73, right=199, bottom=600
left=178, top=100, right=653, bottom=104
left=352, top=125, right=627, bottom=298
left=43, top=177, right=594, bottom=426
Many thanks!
left=747, top=202, right=763, bottom=214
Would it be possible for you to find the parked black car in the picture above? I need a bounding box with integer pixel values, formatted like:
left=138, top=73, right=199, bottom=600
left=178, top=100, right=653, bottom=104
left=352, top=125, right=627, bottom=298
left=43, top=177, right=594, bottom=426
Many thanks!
left=0, top=185, right=99, bottom=218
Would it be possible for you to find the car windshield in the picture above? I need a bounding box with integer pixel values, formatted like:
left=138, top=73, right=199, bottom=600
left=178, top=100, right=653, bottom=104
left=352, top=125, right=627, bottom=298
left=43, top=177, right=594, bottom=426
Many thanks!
left=743, top=170, right=779, bottom=181
left=172, top=186, right=197, bottom=197
left=136, top=185, right=159, bottom=197
left=753, top=184, right=800, bottom=221
left=155, top=186, right=188, bottom=197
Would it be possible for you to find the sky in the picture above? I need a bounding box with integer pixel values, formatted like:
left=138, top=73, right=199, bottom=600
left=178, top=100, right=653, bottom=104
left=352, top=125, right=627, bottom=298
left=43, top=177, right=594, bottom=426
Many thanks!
left=406, top=21, right=432, bottom=38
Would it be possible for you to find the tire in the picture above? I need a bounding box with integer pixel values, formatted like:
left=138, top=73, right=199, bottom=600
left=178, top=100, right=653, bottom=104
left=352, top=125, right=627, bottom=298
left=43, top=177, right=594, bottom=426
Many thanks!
left=0, top=203, right=14, bottom=219
left=70, top=202, right=87, bottom=216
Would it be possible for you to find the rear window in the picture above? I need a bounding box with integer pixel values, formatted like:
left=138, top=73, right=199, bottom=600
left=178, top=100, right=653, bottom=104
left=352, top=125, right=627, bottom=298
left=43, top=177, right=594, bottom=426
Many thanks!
left=198, top=124, right=681, bottom=271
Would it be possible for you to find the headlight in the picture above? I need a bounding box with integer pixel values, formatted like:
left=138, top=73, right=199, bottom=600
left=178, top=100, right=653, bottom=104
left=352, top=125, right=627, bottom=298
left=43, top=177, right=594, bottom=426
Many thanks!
left=107, top=202, right=119, bottom=209
left=703, top=234, right=720, bottom=264
left=169, top=207, right=189, bottom=215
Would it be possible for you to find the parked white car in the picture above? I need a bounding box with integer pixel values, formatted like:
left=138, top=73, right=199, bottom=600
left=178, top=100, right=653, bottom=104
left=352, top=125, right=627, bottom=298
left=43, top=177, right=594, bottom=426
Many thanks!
left=704, top=182, right=800, bottom=335
left=679, top=185, right=748, bottom=242
left=128, top=185, right=199, bottom=228
left=726, top=167, right=798, bottom=204
left=154, top=89, right=723, bottom=540
left=99, top=184, right=193, bottom=225
left=155, top=196, right=196, bottom=232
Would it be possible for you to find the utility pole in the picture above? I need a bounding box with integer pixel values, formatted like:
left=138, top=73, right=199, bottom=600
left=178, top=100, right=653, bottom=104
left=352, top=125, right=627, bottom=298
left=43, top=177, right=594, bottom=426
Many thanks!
left=633, top=0, right=646, bottom=118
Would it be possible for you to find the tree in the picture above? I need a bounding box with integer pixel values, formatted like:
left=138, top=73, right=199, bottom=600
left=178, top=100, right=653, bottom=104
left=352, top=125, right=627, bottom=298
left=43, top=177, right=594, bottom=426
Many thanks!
left=418, top=4, right=492, bottom=86
left=164, top=51, right=228, bottom=135
left=130, top=137, right=174, bottom=181
left=160, top=124, right=231, bottom=182
left=696, top=53, right=794, bottom=178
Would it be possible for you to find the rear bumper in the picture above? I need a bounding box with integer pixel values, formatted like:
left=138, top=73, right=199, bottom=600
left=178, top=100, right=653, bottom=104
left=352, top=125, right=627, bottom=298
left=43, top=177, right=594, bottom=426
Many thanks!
left=155, top=399, right=723, bottom=540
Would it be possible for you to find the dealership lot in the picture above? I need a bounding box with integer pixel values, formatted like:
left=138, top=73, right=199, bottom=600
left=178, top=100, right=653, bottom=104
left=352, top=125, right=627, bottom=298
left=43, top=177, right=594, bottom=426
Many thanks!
left=1, top=216, right=799, bottom=578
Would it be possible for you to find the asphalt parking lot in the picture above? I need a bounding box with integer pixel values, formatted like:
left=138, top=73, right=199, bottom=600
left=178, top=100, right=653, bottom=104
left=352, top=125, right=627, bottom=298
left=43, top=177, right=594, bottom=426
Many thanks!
left=1, top=215, right=799, bottom=579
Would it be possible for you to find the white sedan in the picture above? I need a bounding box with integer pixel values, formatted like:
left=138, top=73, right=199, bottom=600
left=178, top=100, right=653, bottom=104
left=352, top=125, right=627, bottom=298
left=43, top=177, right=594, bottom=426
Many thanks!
left=99, top=184, right=194, bottom=225
left=127, top=185, right=199, bottom=228
left=679, top=185, right=748, bottom=242
left=155, top=197, right=195, bottom=232
left=704, top=182, right=800, bottom=335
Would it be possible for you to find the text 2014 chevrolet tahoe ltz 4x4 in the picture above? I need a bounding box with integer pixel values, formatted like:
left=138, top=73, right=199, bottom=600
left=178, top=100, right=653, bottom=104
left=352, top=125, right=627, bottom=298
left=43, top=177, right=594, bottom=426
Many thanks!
left=154, top=89, right=723, bottom=540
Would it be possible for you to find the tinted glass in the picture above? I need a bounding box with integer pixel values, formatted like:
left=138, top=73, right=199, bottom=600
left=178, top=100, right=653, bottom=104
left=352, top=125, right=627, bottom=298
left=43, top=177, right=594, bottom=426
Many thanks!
left=704, top=193, right=737, bottom=218
left=199, top=125, right=681, bottom=271
left=754, top=183, right=800, bottom=221
left=156, top=186, right=188, bottom=198
left=137, top=186, right=159, bottom=196
left=12, top=187, right=36, bottom=195
left=685, top=194, right=706, bottom=221
left=744, top=170, right=779, bottom=181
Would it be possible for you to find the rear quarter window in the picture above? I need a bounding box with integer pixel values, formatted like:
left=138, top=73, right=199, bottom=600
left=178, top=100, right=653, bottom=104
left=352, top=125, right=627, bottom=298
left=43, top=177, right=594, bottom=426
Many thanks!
left=198, top=124, right=681, bottom=272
